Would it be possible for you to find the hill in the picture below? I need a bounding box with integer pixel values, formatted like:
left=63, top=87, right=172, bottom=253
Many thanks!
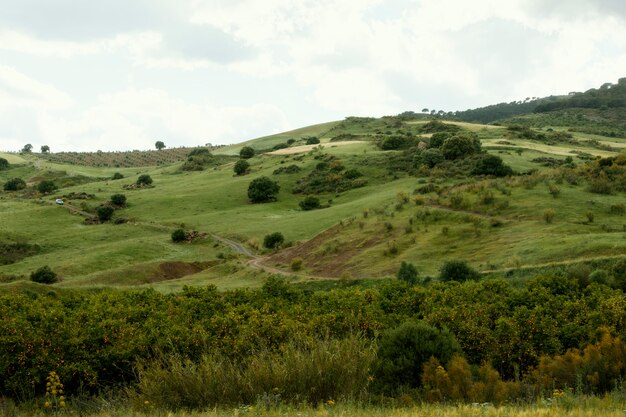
left=2, top=114, right=626, bottom=291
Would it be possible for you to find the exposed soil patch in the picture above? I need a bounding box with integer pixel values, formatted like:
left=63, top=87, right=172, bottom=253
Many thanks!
left=146, top=261, right=215, bottom=283
left=266, top=141, right=367, bottom=155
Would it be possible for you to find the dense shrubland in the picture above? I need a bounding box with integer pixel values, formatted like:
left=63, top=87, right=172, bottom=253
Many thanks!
left=2, top=273, right=626, bottom=406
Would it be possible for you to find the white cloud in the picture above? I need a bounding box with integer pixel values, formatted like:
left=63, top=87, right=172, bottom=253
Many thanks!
left=0, top=65, right=72, bottom=109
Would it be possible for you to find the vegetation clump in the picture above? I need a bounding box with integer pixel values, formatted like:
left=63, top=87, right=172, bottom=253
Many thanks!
left=439, top=260, right=480, bottom=282
left=233, top=159, right=249, bottom=176
left=110, top=194, right=127, bottom=207
left=0, top=157, right=9, bottom=170
left=248, top=176, right=280, bottom=203
left=136, top=174, right=153, bottom=186
left=263, top=232, right=284, bottom=249
left=3, top=177, right=26, bottom=191
left=171, top=228, right=186, bottom=243
left=37, top=180, right=57, bottom=194
left=96, top=206, right=114, bottom=222
left=30, top=265, right=58, bottom=284
left=299, top=196, right=321, bottom=211
left=239, top=146, right=255, bottom=159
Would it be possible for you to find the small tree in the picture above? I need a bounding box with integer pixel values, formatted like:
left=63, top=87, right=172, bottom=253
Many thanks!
left=110, top=194, right=127, bottom=207
left=96, top=206, right=114, bottom=222
left=136, top=174, right=153, bottom=186
left=263, top=232, right=284, bottom=249
left=37, top=180, right=57, bottom=194
left=397, top=261, right=418, bottom=284
left=171, top=228, right=186, bottom=243
left=0, top=157, right=9, bottom=170
left=111, top=172, right=124, bottom=180
left=248, top=176, right=280, bottom=203
left=21, top=144, right=33, bottom=153
left=472, top=154, right=513, bottom=177
left=155, top=141, right=166, bottom=150
left=439, top=260, right=480, bottom=282
left=299, top=196, right=321, bottom=210
left=239, top=146, right=255, bottom=159
left=4, top=177, right=26, bottom=191
left=233, top=159, right=250, bottom=176
left=30, top=265, right=58, bottom=284
left=306, top=137, right=320, bottom=145
left=441, top=134, right=480, bottom=160
left=41, top=145, right=50, bottom=153
left=419, top=148, right=444, bottom=168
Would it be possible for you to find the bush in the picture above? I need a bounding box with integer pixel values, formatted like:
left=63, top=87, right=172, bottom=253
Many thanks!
left=188, top=148, right=211, bottom=157
left=263, top=232, right=284, bottom=249
left=110, top=194, right=127, bottom=207
left=428, top=132, right=451, bottom=149
left=543, top=208, right=555, bottom=223
left=439, top=260, right=480, bottom=282
left=472, top=154, right=513, bottom=177
left=609, top=203, right=625, bottom=215
left=96, top=206, right=114, bottom=222
left=37, top=180, right=57, bottom=194
left=441, top=134, right=481, bottom=160
left=239, top=146, right=255, bottom=159
left=233, top=159, right=249, bottom=176
left=3, top=177, right=26, bottom=191
left=397, top=261, right=418, bottom=284
left=374, top=321, right=461, bottom=393
left=111, top=172, right=124, bottom=180
left=548, top=183, right=560, bottom=198
left=290, top=257, right=303, bottom=271
left=171, top=229, right=186, bottom=243
left=305, top=136, right=320, bottom=145
left=0, top=157, right=9, bottom=170
left=248, top=176, right=280, bottom=203
left=420, top=149, right=444, bottom=168
left=299, top=196, right=321, bottom=211
left=136, top=174, right=153, bottom=186
left=272, top=143, right=289, bottom=150
left=30, top=265, right=58, bottom=284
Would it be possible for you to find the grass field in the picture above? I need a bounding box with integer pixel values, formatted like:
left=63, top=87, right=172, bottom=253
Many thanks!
left=2, top=117, right=625, bottom=290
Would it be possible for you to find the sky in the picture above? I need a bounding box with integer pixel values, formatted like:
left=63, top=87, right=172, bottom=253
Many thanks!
left=0, top=0, right=625, bottom=152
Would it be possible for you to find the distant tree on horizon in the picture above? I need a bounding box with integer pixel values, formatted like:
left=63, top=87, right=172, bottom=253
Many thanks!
left=41, top=145, right=50, bottom=153
left=21, top=144, right=33, bottom=153
left=155, top=141, right=166, bottom=151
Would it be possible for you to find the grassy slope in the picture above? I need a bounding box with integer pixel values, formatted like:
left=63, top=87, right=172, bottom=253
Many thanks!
left=1, top=118, right=625, bottom=291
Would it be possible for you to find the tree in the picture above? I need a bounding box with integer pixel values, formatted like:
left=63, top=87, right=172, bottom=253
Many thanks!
left=299, top=196, right=321, bottom=211
left=233, top=159, right=250, bottom=176
left=111, top=172, right=124, bottom=180
left=41, top=145, right=50, bottom=153
left=110, top=194, right=127, bottom=207
left=155, top=141, right=166, bottom=150
left=472, top=154, right=513, bottom=177
left=439, top=260, right=480, bottom=282
left=441, top=134, right=481, bottom=160
left=37, top=180, right=57, bottom=194
left=4, top=177, right=26, bottom=191
left=374, top=321, right=461, bottom=392
left=171, top=228, right=186, bottom=243
left=263, top=232, right=284, bottom=249
left=428, top=132, right=451, bottom=149
left=96, top=206, right=114, bottom=222
left=305, top=137, right=320, bottom=145
left=247, top=176, right=280, bottom=203
left=30, top=265, right=58, bottom=284
left=0, top=157, right=9, bottom=170
left=136, top=174, right=153, bottom=186
left=21, top=144, right=33, bottom=153
left=397, top=261, right=418, bottom=284
left=239, top=146, right=255, bottom=159
left=419, top=148, right=444, bottom=168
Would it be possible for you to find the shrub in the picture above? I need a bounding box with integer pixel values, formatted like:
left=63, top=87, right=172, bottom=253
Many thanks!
left=609, top=203, right=625, bottom=215
left=305, top=136, right=320, bottom=145
left=233, top=159, right=249, bottom=176
left=290, top=257, right=303, bottom=271
left=543, top=208, right=555, bottom=223
left=110, top=194, right=127, bottom=207
left=273, top=165, right=301, bottom=175
left=248, top=176, right=280, bottom=203
left=472, top=154, right=513, bottom=177
left=96, top=206, right=114, bottom=222
left=111, top=172, right=124, bottom=180
left=439, top=260, right=480, bottom=282
left=188, top=147, right=211, bottom=157
left=239, top=146, right=255, bottom=159
left=374, top=321, right=461, bottom=393
left=587, top=177, right=613, bottom=194
left=37, top=180, right=57, bottom=194
left=136, top=174, right=153, bottom=186
left=548, top=183, right=560, bottom=198
left=589, top=269, right=609, bottom=285
left=299, top=196, right=321, bottom=211
left=3, top=177, right=26, bottom=191
left=397, top=261, right=418, bottom=284
left=263, top=232, right=284, bottom=249
left=428, top=132, right=451, bottom=149
left=585, top=210, right=594, bottom=223
left=171, top=229, right=186, bottom=243
left=420, top=149, right=444, bottom=168
left=30, top=265, right=58, bottom=284
left=441, top=134, right=480, bottom=160
left=0, top=157, right=9, bottom=170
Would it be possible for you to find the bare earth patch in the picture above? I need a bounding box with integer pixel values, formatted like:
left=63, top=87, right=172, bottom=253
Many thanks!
left=266, top=141, right=368, bottom=155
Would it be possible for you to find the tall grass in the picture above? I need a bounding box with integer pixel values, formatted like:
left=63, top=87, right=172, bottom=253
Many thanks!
left=132, top=335, right=375, bottom=410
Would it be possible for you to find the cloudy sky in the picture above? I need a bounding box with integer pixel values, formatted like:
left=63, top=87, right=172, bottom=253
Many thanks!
left=0, top=0, right=625, bottom=152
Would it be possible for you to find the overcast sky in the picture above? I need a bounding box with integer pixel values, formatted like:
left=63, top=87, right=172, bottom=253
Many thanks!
left=0, top=0, right=625, bottom=152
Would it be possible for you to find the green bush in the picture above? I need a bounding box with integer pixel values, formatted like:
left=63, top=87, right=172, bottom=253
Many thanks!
left=374, top=321, right=461, bottom=393
left=30, top=265, right=58, bottom=284
left=441, top=134, right=481, bottom=160
left=299, top=196, right=321, bottom=211
left=290, top=257, right=303, bottom=271
left=419, top=149, right=444, bottom=168
left=37, top=180, right=57, bottom=194
left=3, top=177, right=26, bottom=191
left=233, top=159, right=249, bottom=176
left=472, top=154, right=513, bottom=177
left=96, top=206, right=114, bottom=222
left=439, top=260, right=480, bottom=282
left=171, top=229, right=186, bottom=243
left=397, top=261, right=418, bottom=284
left=305, top=136, right=320, bottom=145
left=110, top=194, right=127, bottom=207
left=248, top=176, right=280, bottom=203
left=263, top=232, right=284, bottom=249
left=239, top=146, right=255, bottom=159
left=0, top=157, right=9, bottom=170
left=136, top=174, right=153, bottom=186
left=111, top=172, right=124, bottom=180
